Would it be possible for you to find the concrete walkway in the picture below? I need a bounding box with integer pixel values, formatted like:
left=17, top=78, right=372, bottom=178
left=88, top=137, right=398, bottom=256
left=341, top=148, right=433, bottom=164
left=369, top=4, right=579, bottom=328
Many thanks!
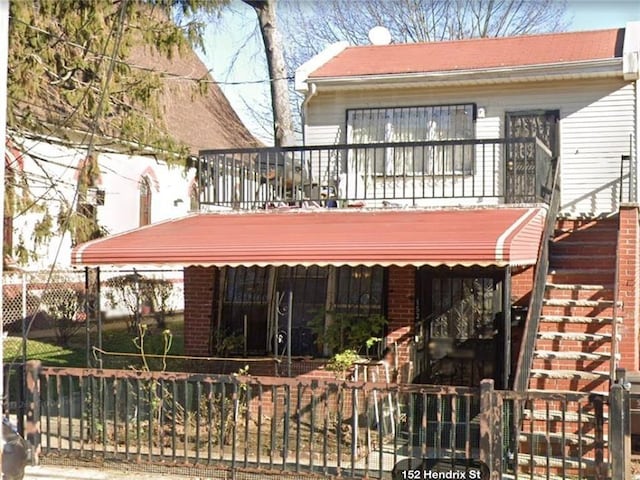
left=25, top=465, right=194, bottom=480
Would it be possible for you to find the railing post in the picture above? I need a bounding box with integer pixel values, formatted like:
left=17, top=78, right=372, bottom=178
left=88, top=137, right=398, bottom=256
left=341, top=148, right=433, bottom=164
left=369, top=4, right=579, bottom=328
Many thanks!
left=480, top=379, right=502, bottom=479
left=25, top=360, right=41, bottom=465
left=610, top=382, right=631, bottom=480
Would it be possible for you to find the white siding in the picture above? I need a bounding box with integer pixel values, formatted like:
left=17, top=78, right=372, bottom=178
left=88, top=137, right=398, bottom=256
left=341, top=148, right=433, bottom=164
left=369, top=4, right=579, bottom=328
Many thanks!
left=305, top=79, right=636, bottom=216
left=10, top=138, right=195, bottom=270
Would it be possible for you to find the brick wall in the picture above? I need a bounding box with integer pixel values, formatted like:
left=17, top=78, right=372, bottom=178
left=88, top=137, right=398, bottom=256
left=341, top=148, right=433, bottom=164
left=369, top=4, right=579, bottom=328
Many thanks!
left=183, top=266, right=218, bottom=356
left=386, top=266, right=416, bottom=383
left=512, top=266, right=534, bottom=306
left=617, top=205, right=639, bottom=371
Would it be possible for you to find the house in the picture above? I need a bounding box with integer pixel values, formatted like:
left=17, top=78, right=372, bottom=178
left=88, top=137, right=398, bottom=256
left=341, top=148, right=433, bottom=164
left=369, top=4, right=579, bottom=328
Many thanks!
left=3, top=43, right=257, bottom=322
left=69, top=23, right=640, bottom=475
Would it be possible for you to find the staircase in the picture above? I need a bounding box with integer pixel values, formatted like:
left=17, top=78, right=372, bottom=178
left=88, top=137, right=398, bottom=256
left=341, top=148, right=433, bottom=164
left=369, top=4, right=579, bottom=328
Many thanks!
left=515, top=217, right=620, bottom=478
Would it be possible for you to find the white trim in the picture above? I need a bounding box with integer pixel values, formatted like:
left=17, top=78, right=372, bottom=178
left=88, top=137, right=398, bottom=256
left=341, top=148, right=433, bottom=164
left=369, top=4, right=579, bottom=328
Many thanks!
left=623, top=21, right=640, bottom=80
left=295, top=41, right=349, bottom=92
left=495, top=208, right=537, bottom=262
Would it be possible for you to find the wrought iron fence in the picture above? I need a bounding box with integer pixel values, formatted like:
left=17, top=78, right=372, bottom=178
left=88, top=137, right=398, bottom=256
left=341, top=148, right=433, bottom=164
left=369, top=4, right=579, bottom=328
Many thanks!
left=196, top=137, right=554, bottom=210
left=5, top=364, right=630, bottom=480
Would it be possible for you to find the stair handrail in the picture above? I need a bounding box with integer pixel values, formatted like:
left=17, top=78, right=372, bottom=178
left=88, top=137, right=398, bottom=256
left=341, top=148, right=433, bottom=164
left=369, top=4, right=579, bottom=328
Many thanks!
left=513, top=139, right=561, bottom=393
left=611, top=226, right=621, bottom=383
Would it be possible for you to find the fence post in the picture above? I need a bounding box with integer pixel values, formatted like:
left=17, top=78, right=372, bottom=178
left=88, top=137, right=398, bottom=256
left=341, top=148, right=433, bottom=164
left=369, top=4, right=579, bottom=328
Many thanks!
left=480, top=379, right=502, bottom=479
left=610, top=383, right=631, bottom=480
left=24, top=360, right=41, bottom=465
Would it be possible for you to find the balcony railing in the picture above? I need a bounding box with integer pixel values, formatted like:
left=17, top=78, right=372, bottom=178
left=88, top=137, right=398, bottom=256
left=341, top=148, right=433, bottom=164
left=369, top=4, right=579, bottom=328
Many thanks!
left=196, top=137, right=554, bottom=210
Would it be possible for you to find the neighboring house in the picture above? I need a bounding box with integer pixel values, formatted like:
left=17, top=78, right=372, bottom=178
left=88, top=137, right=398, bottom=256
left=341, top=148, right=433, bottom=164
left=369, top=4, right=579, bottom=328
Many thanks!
left=4, top=44, right=257, bottom=272
left=70, top=24, right=640, bottom=475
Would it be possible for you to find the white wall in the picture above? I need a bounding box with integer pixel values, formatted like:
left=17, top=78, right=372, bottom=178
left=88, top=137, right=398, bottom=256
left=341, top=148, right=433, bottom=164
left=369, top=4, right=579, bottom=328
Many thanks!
left=305, top=78, right=637, bottom=216
left=9, top=137, right=195, bottom=270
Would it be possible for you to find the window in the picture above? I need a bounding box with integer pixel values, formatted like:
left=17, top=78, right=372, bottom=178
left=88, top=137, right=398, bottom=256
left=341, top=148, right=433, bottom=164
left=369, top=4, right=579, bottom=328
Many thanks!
left=346, top=104, right=475, bottom=175
left=218, top=265, right=386, bottom=357
left=139, top=177, right=152, bottom=227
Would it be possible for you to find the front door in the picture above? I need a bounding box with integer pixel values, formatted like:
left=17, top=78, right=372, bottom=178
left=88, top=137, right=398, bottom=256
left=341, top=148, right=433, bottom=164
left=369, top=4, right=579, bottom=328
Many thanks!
left=505, top=110, right=559, bottom=203
left=415, top=268, right=504, bottom=388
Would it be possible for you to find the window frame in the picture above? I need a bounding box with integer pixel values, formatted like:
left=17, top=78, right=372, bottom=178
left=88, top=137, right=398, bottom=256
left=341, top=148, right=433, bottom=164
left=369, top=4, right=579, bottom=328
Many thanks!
left=217, top=265, right=387, bottom=357
left=139, top=177, right=152, bottom=227
left=345, top=103, right=477, bottom=176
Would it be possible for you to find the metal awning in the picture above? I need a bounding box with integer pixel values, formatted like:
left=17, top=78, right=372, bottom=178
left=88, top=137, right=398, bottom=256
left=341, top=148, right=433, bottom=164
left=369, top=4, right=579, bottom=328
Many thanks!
left=71, top=207, right=546, bottom=268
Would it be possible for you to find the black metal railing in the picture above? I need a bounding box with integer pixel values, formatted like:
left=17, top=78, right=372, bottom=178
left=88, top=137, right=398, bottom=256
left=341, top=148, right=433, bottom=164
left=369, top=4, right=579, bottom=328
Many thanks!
left=512, top=153, right=560, bottom=393
left=6, top=365, right=630, bottom=479
left=196, top=138, right=554, bottom=210
left=33, top=366, right=481, bottom=478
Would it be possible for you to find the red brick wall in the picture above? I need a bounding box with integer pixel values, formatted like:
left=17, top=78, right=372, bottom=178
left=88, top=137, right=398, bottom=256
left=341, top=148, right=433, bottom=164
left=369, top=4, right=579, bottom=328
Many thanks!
left=512, top=266, right=534, bottom=306
left=183, top=266, right=218, bottom=356
left=617, top=206, right=639, bottom=371
left=386, top=266, right=416, bottom=383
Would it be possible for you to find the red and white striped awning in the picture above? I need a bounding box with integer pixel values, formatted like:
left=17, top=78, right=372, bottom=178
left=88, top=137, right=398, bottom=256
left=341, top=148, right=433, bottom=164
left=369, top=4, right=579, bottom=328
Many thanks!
left=71, top=207, right=545, bottom=268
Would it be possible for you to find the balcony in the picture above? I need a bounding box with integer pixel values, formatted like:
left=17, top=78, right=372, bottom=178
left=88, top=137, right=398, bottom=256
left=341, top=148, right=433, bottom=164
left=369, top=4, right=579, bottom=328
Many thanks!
left=195, top=137, right=555, bottom=211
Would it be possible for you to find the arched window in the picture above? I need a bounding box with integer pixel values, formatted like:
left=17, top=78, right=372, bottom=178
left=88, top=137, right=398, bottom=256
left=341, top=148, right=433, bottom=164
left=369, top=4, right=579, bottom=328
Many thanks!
left=139, top=177, right=152, bottom=227
left=189, top=183, right=199, bottom=212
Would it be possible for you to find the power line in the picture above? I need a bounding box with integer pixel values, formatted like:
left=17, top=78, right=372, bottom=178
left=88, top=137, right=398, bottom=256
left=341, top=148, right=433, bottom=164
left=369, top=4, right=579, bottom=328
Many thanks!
left=10, top=17, right=295, bottom=85
left=14, top=0, right=131, bottom=363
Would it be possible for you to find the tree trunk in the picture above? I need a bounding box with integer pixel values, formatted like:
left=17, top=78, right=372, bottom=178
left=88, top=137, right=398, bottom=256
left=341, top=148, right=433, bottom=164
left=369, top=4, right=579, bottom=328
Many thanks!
left=244, top=0, right=294, bottom=146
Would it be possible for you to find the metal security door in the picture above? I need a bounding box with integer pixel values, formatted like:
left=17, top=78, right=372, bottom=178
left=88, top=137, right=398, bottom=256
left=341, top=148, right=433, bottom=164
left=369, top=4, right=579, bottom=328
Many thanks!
left=505, top=110, right=558, bottom=203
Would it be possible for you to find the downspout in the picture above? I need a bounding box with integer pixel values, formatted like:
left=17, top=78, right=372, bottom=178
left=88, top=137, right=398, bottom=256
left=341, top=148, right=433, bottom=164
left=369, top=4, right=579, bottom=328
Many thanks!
left=301, top=83, right=317, bottom=146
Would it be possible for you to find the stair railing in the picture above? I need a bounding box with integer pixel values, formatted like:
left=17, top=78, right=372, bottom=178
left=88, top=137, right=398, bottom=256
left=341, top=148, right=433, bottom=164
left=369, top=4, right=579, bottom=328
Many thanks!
left=513, top=139, right=561, bottom=393
left=611, top=226, right=622, bottom=383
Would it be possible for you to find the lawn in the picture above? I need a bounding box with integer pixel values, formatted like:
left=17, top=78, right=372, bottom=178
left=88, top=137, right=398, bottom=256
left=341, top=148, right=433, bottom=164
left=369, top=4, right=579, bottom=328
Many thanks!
left=3, top=315, right=185, bottom=369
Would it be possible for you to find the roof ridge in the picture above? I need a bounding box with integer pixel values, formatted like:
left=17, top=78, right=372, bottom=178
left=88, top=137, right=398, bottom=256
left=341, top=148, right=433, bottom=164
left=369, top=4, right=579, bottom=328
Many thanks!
left=341, top=27, right=624, bottom=51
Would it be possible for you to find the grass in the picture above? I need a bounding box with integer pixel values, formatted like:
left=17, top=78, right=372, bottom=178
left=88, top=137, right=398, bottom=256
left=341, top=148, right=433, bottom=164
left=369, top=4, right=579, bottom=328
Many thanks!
left=3, top=315, right=185, bottom=369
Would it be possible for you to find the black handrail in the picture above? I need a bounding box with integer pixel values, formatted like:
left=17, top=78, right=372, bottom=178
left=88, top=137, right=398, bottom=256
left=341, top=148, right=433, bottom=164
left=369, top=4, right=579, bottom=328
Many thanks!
left=195, top=137, right=554, bottom=209
left=513, top=139, right=560, bottom=393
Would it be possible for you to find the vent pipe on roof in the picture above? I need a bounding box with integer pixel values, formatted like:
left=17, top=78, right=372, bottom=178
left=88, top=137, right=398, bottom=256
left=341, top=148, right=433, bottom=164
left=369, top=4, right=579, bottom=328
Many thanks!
left=368, top=26, right=392, bottom=45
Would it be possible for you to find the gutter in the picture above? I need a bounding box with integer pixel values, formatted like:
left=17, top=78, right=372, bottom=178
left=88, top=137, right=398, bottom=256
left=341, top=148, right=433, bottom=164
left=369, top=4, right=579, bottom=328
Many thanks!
left=300, top=83, right=317, bottom=145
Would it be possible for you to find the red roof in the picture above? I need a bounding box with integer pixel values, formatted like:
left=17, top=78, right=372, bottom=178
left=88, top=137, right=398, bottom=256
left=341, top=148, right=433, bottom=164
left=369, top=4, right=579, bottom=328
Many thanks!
left=310, top=28, right=624, bottom=78
left=71, top=208, right=545, bottom=268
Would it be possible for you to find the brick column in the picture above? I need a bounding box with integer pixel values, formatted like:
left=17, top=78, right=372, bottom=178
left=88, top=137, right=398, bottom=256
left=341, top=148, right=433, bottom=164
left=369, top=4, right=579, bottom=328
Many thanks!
left=183, top=266, right=218, bottom=356
left=386, top=266, right=416, bottom=383
left=617, top=205, right=640, bottom=371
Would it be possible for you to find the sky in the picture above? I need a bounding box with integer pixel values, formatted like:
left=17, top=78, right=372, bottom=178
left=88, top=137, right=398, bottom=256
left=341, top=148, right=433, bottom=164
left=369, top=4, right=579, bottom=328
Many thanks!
left=197, top=0, right=640, bottom=145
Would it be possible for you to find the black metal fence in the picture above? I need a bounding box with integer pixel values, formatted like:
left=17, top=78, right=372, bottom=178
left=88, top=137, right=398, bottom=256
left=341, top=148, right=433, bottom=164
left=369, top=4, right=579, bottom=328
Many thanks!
left=196, top=138, right=554, bottom=210
left=5, top=363, right=631, bottom=480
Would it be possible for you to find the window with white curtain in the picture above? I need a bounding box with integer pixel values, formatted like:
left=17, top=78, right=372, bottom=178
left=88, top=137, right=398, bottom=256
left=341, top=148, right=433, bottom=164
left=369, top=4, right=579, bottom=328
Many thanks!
left=346, top=104, right=476, bottom=176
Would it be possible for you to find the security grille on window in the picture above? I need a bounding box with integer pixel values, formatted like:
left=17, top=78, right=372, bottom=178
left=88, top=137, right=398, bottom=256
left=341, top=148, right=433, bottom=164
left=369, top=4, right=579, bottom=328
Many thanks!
left=219, top=265, right=385, bottom=357
left=346, top=104, right=476, bottom=176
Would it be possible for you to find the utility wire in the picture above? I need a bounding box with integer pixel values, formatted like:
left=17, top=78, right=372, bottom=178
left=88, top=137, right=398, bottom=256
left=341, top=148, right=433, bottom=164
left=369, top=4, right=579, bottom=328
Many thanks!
left=13, top=0, right=131, bottom=363
left=10, top=17, right=295, bottom=85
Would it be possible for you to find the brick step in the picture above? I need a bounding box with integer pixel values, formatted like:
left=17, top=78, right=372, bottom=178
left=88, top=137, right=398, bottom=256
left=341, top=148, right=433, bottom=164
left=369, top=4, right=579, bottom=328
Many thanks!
left=530, top=369, right=609, bottom=381
left=550, top=246, right=616, bottom=257
left=541, top=306, right=616, bottom=317
left=549, top=258, right=616, bottom=270
left=537, top=332, right=612, bottom=341
left=554, top=217, right=618, bottom=229
left=545, top=283, right=613, bottom=291
left=519, top=431, right=608, bottom=446
left=537, top=321, right=613, bottom=334
left=542, top=298, right=617, bottom=308
left=540, top=314, right=621, bottom=324
left=515, top=452, right=601, bottom=470
left=528, top=378, right=610, bottom=393
left=523, top=409, right=608, bottom=423
left=526, top=388, right=609, bottom=397
left=533, top=350, right=612, bottom=361
left=547, top=269, right=615, bottom=284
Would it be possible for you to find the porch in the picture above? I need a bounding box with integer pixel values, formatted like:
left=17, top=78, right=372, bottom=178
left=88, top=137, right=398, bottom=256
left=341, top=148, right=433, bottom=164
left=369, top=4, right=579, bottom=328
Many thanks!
left=194, top=137, right=554, bottom=210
